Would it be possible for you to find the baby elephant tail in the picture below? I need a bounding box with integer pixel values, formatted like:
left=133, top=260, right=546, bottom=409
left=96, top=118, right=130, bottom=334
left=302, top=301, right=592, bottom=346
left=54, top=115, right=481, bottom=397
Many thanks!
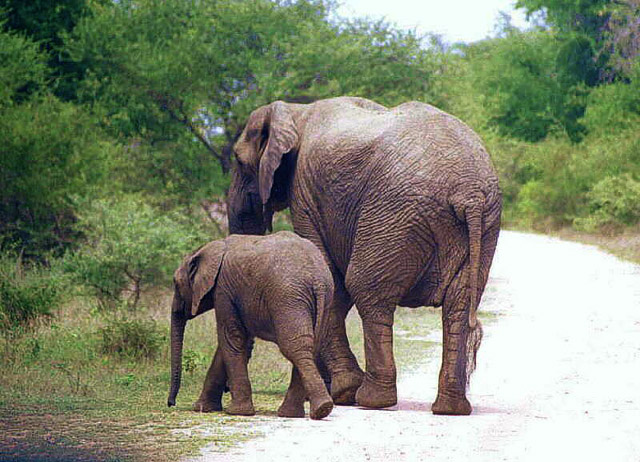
left=312, top=279, right=334, bottom=358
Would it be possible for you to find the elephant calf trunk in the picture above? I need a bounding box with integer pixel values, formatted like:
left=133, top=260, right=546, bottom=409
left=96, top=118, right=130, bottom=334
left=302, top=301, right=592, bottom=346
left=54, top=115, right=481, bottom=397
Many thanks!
left=168, top=303, right=187, bottom=407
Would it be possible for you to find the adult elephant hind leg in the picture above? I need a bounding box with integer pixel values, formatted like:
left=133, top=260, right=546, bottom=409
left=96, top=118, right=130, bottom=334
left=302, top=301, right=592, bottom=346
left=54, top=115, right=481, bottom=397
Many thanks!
left=353, top=306, right=398, bottom=409
left=432, top=266, right=479, bottom=416
left=322, top=282, right=364, bottom=405
left=346, top=223, right=435, bottom=409
left=291, top=212, right=363, bottom=404
left=193, top=345, right=227, bottom=412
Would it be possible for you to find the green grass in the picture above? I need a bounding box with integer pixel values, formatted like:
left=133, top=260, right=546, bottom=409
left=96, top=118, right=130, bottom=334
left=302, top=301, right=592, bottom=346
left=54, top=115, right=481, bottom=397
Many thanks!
left=0, top=291, right=452, bottom=461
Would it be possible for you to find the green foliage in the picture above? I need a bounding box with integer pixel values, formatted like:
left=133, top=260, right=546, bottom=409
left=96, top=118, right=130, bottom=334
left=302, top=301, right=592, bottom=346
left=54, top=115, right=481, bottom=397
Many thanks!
left=182, top=349, right=208, bottom=375
left=465, top=30, right=588, bottom=142
left=1, top=0, right=639, bottom=263
left=603, top=0, right=640, bottom=78
left=516, top=0, right=610, bottom=36
left=514, top=0, right=638, bottom=82
left=0, top=0, right=90, bottom=49
left=0, top=94, right=111, bottom=254
left=110, top=141, right=229, bottom=208
left=0, top=253, right=66, bottom=334
left=574, top=174, right=640, bottom=231
left=581, top=59, right=640, bottom=134
left=0, top=0, right=95, bottom=100
left=490, top=125, right=640, bottom=229
left=65, top=0, right=447, bottom=175
left=98, top=317, right=165, bottom=359
left=0, top=23, right=47, bottom=106
left=275, top=18, right=448, bottom=109
left=66, top=0, right=333, bottom=171
left=64, top=196, right=212, bottom=309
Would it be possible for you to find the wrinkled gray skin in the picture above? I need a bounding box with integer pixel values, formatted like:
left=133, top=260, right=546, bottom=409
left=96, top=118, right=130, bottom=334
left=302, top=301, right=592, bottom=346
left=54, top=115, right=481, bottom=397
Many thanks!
left=227, top=97, right=502, bottom=415
left=168, top=231, right=334, bottom=420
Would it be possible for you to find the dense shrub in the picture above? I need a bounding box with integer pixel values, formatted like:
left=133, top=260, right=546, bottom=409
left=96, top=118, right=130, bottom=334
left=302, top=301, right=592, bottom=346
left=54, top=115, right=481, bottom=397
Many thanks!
left=98, top=317, right=165, bottom=359
left=581, top=62, right=640, bottom=136
left=64, top=196, right=213, bottom=309
left=574, top=174, right=640, bottom=232
left=0, top=94, right=113, bottom=255
left=0, top=254, right=66, bottom=333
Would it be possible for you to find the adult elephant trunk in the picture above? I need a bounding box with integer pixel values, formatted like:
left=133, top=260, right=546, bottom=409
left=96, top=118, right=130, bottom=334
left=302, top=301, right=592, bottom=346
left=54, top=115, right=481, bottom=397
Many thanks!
left=168, top=295, right=187, bottom=407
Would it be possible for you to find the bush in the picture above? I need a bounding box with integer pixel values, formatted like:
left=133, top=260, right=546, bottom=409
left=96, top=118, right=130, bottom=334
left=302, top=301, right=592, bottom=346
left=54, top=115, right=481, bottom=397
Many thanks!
left=0, top=253, right=66, bottom=334
left=574, top=174, right=640, bottom=232
left=582, top=64, right=640, bottom=137
left=64, top=196, right=213, bottom=309
left=99, top=317, right=165, bottom=359
left=0, top=93, right=113, bottom=255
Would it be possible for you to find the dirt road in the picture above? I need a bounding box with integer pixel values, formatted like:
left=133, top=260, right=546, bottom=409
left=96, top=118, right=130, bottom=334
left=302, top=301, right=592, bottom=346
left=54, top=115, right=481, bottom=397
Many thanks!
left=194, top=231, right=640, bottom=462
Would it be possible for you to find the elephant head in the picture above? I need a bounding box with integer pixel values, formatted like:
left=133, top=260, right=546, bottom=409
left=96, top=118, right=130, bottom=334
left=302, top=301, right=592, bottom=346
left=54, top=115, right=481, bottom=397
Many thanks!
left=227, top=101, right=300, bottom=235
left=168, top=241, right=226, bottom=407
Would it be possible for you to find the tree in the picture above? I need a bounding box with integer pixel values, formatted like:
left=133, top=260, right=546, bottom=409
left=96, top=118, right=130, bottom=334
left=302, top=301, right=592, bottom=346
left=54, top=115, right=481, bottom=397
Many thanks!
left=0, top=19, right=47, bottom=106
left=514, top=0, right=637, bottom=82
left=273, top=18, right=448, bottom=109
left=63, top=0, right=446, bottom=194
left=465, top=30, right=589, bottom=142
left=0, top=22, right=109, bottom=254
left=0, top=0, right=98, bottom=100
left=602, top=0, right=640, bottom=78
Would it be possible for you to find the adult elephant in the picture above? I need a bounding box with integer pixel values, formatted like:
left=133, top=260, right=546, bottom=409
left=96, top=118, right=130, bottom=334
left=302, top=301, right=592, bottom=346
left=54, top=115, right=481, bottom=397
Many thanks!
left=227, top=97, right=501, bottom=415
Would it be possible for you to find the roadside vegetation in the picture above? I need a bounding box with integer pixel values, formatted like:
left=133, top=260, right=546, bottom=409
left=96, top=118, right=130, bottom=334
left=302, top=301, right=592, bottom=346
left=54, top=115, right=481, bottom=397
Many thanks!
left=1, top=0, right=638, bottom=459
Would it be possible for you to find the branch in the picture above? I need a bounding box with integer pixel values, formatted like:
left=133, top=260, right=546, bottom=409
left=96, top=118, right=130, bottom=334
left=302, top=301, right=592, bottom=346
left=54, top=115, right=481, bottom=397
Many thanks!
left=147, top=90, right=230, bottom=173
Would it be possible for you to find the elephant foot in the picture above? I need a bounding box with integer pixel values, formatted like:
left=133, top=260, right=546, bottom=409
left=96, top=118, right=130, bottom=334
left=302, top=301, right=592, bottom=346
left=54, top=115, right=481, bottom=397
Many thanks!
left=277, top=401, right=305, bottom=418
left=330, top=370, right=364, bottom=405
left=355, top=375, right=397, bottom=409
left=432, top=395, right=472, bottom=416
left=192, top=399, right=223, bottom=413
left=226, top=400, right=255, bottom=416
left=309, top=396, right=334, bottom=420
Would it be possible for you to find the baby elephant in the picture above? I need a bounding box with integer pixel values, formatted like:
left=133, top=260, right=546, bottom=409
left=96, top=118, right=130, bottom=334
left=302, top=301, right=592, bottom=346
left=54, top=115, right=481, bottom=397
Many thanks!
left=167, top=231, right=334, bottom=420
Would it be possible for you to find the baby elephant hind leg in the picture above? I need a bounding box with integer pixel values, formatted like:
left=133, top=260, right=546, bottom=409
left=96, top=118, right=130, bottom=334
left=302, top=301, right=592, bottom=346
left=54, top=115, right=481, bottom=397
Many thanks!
left=218, top=322, right=256, bottom=416
left=276, top=328, right=333, bottom=420
left=277, top=366, right=306, bottom=418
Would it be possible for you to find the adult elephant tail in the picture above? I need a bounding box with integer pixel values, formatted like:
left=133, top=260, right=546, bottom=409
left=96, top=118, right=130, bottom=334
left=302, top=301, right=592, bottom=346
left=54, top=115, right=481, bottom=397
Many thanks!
left=466, top=203, right=483, bottom=329
left=464, top=200, right=484, bottom=384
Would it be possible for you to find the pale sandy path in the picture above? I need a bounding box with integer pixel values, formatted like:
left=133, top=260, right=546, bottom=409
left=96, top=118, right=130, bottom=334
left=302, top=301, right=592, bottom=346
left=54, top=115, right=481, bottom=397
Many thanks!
left=193, top=231, right=640, bottom=462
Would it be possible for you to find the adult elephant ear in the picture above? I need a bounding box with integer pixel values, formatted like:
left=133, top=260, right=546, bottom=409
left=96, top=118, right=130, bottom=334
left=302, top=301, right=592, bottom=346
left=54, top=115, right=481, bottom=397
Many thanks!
left=258, top=101, right=299, bottom=205
left=189, top=241, right=227, bottom=317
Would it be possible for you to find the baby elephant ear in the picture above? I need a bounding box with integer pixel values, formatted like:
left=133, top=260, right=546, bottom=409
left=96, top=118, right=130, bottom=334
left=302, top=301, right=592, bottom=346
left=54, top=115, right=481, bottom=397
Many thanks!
left=189, top=241, right=226, bottom=317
